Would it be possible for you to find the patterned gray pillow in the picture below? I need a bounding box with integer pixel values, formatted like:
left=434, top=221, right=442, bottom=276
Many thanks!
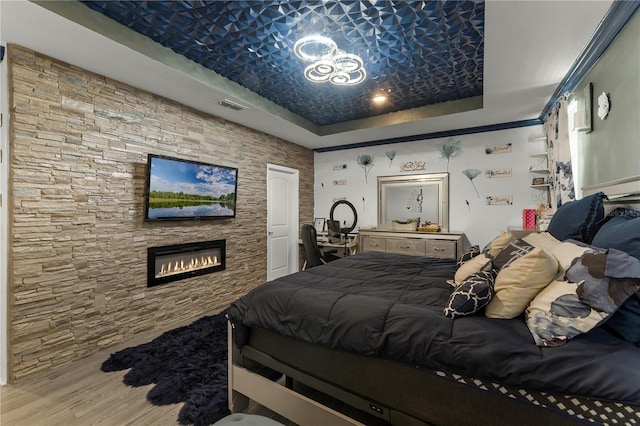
left=526, top=248, right=640, bottom=347
left=569, top=248, right=640, bottom=313
left=444, top=270, right=497, bottom=319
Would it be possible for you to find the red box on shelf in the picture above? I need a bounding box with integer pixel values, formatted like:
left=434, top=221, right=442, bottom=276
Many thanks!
left=522, top=209, right=537, bottom=230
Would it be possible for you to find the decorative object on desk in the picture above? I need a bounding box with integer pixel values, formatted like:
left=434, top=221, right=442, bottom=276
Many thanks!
left=522, top=209, right=537, bottom=230
left=597, top=92, right=610, bottom=120
left=437, top=138, right=462, bottom=171
left=399, top=160, right=425, bottom=171
left=532, top=177, right=546, bottom=185
left=485, top=168, right=512, bottom=179
left=486, top=195, right=513, bottom=205
left=386, top=150, right=396, bottom=168
left=356, top=154, right=375, bottom=183
left=484, top=143, right=512, bottom=154
left=392, top=218, right=419, bottom=231
left=101, top=312, right=230, bottom=425
left=314, top=217, right=326, bottom=233
left=462, top=168, right=481, bottom=197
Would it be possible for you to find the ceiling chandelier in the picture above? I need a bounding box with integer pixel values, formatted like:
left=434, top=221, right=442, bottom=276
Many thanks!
left=293, top=35, right=366, bottom=86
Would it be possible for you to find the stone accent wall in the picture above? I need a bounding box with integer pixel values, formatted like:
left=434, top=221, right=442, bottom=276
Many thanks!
left=6, top=45, right=314, bottom=382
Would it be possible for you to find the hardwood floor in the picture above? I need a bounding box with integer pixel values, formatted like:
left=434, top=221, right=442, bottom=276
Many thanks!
left=0, top=311, right=292, bottom=426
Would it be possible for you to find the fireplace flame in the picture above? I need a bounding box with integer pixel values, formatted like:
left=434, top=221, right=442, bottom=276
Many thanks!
left=157, top=255, right=219, bottom=278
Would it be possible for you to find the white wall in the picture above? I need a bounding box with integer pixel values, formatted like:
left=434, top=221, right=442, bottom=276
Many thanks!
left=314, top=126, right=548, bottom=248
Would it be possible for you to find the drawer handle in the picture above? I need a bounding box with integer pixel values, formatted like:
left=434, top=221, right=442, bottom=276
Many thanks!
left=400, top=245, right=411, bottom=249
left=432, top=248, right=445, bottom=251
left=371, top=244, right=379, bottom=247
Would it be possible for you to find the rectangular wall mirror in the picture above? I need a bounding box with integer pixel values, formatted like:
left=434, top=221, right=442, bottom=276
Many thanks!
left=378, top=173, right=449, bottom=231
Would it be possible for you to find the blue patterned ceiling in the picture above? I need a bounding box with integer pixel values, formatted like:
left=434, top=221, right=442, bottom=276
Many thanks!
left=81, top=1, right=485, bottom=127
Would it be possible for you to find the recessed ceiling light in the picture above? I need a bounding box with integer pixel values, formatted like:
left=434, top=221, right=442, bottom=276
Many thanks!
left=372, top=95, right=387, bottom=104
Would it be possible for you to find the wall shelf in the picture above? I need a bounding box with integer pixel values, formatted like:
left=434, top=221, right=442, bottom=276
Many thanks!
left=529, top=152, right=548, bottom=157
left=530, top=169, right=549, bottom=173
left=531, top=184, right=550, bottom=188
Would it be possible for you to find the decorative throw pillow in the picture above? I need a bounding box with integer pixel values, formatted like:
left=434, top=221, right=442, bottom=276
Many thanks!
left=591, top=213, right=640, bottom=261
left=589, top=209, right=640, bottom=345
left=457, top=245, right=480, bottom=266
left=491, top=239, right=534, bottom=270
left=521, top=232, right=561, bottom=253
left=482, top=231, right=515, bottom=259
left=526, top=248, right=640, bottom=347
left=450, top=253, right=492, bottom=286
left=526, top=279, right=607, bottom=347
left=546, top=192, right=607, bottom=243
left=549, top=240, right=601, bottom=279
left=485, top=248, right=558, bottom=319
left=444, top=270, right=497, bottom=319
left=567, top=249, right=640, bottom=314
left=590, top=207, right=640, bottom=248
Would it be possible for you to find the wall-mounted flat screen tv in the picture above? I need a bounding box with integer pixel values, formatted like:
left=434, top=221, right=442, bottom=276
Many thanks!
left=144, top=154, right=238, bottom=221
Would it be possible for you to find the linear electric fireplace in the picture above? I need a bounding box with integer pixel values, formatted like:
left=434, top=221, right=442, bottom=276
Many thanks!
left=147, top=239, right=226, bottom=287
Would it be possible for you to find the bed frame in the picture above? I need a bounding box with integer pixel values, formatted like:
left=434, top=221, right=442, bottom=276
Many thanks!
left=227, top=325, right=596, bottom=426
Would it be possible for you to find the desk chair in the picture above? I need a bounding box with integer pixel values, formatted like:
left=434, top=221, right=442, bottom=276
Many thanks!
left=301, top=224, right=340, bottom=270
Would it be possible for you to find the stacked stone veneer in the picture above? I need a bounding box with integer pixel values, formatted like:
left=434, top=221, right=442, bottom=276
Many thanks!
left=6, top=45, right=314, bottom=382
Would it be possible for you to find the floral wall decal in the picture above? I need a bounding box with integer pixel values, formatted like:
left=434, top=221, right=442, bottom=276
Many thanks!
left=356, top=154, right=375, bottom=183
left=437, top=138, right=462, bottom=171
left=386, top=151, right=396, bottom=168
left=462, top=168, right=482, bottom=197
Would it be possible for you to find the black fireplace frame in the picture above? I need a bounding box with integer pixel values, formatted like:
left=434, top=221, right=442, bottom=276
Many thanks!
left=147, top=239, right=226, bottom=287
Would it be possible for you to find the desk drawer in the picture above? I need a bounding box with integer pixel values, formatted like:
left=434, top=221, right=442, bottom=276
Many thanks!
left=361, top=236, right=386, bottom=252
left=386, top=238, right=425, bottom=256
left=424, top=240, right=457, bottom=259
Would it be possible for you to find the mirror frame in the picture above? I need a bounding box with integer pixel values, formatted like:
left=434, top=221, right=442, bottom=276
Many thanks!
left=377, top=172, right=449, bottom=231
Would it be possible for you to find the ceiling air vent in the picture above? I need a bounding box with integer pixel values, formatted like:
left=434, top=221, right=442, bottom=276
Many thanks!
left=218, top=99, right=248, bottom=111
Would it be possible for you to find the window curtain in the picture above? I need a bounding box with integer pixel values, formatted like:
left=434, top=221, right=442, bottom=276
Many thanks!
left=545, top=95, right=575, bottom=210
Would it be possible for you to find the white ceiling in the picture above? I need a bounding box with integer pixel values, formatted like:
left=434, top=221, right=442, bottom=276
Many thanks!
left=1, top=0, right=614, bottom=151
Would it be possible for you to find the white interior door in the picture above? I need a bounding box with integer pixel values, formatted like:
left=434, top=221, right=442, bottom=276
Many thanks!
left=267, top=164, right=299, bottom=281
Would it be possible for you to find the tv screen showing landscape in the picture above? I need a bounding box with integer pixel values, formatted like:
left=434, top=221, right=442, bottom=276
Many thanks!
left=144, top=154, right=238, bottom=221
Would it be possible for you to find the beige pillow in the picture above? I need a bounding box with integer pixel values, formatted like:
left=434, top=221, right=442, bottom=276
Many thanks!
left=522, top=232, right=561, bottom=253
left=483, top=231, right=515, bottom=258
left=485, top=248, right=559, bottom=319
left=450, top=254, right=492, bottom=286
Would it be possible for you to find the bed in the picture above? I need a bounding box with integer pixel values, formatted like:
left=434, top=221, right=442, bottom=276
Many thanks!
left=227, top=194, right=640, bottom=426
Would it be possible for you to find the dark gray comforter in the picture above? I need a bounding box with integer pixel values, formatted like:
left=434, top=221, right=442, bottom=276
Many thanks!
left=228, top=251, right=640, bottom=405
